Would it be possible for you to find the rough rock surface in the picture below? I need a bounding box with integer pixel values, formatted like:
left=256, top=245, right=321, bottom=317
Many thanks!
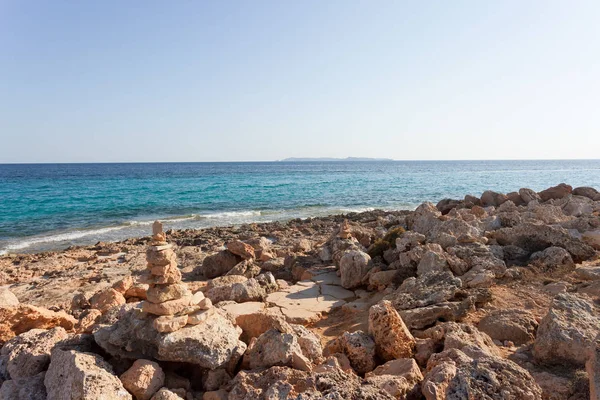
left=422, top=349, right=542, bottom=400
left=44, top=349, right=132, bottom=399
left=533, top=293, right=600, bottom=366
left=119, top=359, right=164, bottom=400
left=339, top=250, right=371, bottom=289
left=0, top=327, right=68, bottom=380
left=368, top=300, right=415, bottom=361
left=478, top=309, right=538, bottom=345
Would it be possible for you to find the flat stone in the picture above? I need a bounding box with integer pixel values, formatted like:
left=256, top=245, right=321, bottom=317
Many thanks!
left=153, top=315, right=188, bottom=333
left=266, top=282, right=346, bottom=324
left=187, top=308, right=216, bottom=325
left=219, top=302, right=266, bottom=319
left=320, top=284, right=355, bottom=301
left=142, top=295, right=192, bottom=316
left=575, top=266, right=600, bottom=281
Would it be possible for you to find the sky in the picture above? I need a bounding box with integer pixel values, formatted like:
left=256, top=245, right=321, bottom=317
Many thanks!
left=1, top=1, right=599, bottom=163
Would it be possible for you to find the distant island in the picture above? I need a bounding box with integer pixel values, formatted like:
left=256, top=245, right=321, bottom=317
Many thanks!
left=278, top=157, right=394, bottom=162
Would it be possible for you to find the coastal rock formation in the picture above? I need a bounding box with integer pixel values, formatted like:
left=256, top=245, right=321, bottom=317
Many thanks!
left=44, top=349, right=132, bottom=399
left=94, top=222, right=246, bottom=370
left=1, top=183, right=600, bottom=399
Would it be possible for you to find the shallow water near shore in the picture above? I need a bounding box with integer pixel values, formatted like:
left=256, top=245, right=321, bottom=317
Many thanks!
left=1, top=160, right=599, bottom=254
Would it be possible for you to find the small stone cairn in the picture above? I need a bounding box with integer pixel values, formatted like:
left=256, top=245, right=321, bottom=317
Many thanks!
left=141, top=221, right=213, bottom=333
left=338, top=219, right=352, bottom=239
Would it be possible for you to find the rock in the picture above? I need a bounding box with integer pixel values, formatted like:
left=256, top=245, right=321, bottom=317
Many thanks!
left=0, top=289, right=18, bottom=307
left=141, top=295, right=192, bottom=316
left=408, top=202, right=442, bottom=236
left=202, top=251, right=241, bottom=279
left=90, top=288, right=127, bottom=313
left=226, top=240, right=255, bottom=260
left=583, top=230, right=600, bottom=250
left=152, top=315, right=188, bottom=333
left=421, top=348, right=542, bottom=400
left=587, top=332, right=600, bottom=400
left=112, top=276, right=134, bottom=295
left=225, top=259, right=261, bottom=278
left=478, top=309, right=538, bottom=345
left=480, top=190, right=508, bottom=207
left=538, top=183, right=572, bottom=202
left=150, top=388, right=184, bottom=400
left=206, top=277, right=265, bottom=304
left=575, top=266, right=600, bottom=281
left=388, top=271, right=462, bottom=311
left=125, top=284, right=149, bottom=300
left=440, top=323, right=500, bottom=359
left=146, top=284, right=191, bottom=304
left=293, top=238, right=312, bottom=253
left=290, top=324, right=323, bottom=364
left=44, top=349, right=132, bottom=399
left=368, top=300, right=415, bottom=361
left=202, top=389, right=228, bottom=400
left=0, top=304, right=77, bottom=345
left=203, top=369, right=231, bottom=391
left=244, top=329, right=310, bottom=371
left=0, top=327, right=68, bottom=380
left=339, top=250, right=371, bottom=289
left=369, top=270, right=399, bottom=290
left=156, top=313, right=246, bottom=369
left=533, top=293, right=600, bottom=365
left=519, top=188, right=541, bottom=204
left=234, top=308, right=287, bottom=342
left=329, top=331, right=377, bottom=375
left=529, top=246, right=574, bottom=271
left=436, top=199, right=462, bottom=215
left=265, top=281, right=345, bottom=324
left=95, top=308, right=246, bottom=370
left=492, top=222, right=595, bottom=262
left=396, top=232, right=427, bottom=252
left=573, top=186, right=600, bottom=200
left=120, top=359, right=164, bottom=400
left=0, top=371, right=47, bottom=400
left=417, top=250, right=449, bottom=276
left=506, top=191, right=526, bottom=206
left=365, top=358, right=423, bottom=399
left=228, top=365, right=395, bottom=400
left=186, top=308, right=215, bottom=325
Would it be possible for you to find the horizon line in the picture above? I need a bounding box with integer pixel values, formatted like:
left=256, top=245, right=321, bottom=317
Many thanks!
left=1, top=158, right=600, bottom=165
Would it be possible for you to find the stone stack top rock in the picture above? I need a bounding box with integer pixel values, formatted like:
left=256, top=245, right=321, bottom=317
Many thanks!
left=140, top=221, right=214, bottom=333
left=338, top=219, right=352, bottom=239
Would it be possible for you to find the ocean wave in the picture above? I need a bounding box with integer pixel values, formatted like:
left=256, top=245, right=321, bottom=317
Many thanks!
left=200, top=210, right=262, bottom=219
left=1, top=225, right=126, bottom=252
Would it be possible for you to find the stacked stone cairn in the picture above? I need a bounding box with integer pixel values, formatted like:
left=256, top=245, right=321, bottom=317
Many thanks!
left=338, top=219, right=352, bottom=239
left=141, top=221, right=213, bottom=333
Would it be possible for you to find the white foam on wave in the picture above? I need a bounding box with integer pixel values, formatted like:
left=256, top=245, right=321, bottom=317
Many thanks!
left=2, top=226, right=126, bottom=252
left=201, top=210, right=262, bottom=219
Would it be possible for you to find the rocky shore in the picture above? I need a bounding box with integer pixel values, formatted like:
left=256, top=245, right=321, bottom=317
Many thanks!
left=1, top=183, right=600, bottom=399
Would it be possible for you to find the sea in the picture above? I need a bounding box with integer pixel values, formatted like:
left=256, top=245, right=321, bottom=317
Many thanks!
left=1, top=160, right=599, bottom=254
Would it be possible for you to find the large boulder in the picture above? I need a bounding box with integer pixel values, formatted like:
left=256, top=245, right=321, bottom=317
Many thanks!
left=94, top=307, right=246, bottom=370
left=243, top=329, right=311, bottom=371
left=529, top=246, right=574, bottom=271
left=478, top=309, right=538, bottom=345
left=0, top=304, right=76, bottom=345
left=538, top=183, right=572, bottom=202
left=573, top=186, right=600, bottom=200
left=365, top=358, right=423, bottom=400
left=492, top=223, right=595, bottom=262
left=480, top=190, right=508, bottom=207
left=0, top=327, right=68, bottom=380
left=533, top=293, right=600, bottom=366
left=226, top=240, right=255, bottom=260
left=0, top=371, right=47, bottom=400
left=44, top=349, right=132, bottom=399
left=206, top=277, right=266, bottom=304
left=202, top=251, right=241, bottom=279
left=519, top=188, right=541, bottom=204
left=228, top=365, right=395, bottom=400
left=326, top=331, right=377, bottom=375
left=368, top=301, right=415, bottom=361
left=421, top=349, right=542, bottom=400
left=339, top=250, right=371, bottom=289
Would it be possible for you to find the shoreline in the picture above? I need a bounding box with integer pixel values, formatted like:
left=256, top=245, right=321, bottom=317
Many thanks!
left=1, top=182, right=600, bottom=398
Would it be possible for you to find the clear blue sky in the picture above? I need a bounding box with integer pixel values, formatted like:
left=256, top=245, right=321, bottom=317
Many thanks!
left=1, top=1, right=598, bottom=162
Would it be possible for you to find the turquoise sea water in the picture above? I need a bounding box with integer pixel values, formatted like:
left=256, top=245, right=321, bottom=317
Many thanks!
left=1, top=160, right=599, bottom=254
